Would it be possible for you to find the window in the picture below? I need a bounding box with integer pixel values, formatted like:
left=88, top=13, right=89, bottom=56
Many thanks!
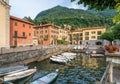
left=14, top=31, right=18, bottom=37
left=40, top=31, right=43, bottom=34
left=37, top=31, right=39, bottom=34
left=80, top=37, right=83, bottom=40
left=97, top=31, right=102, bottom=35
left=85, top=32, right=89, bottom=35
left=23, top=24, right=25, bottom=27
left=45, top=26, right=48, bottom=28
left=74, top=38, right=76, bottom=40
left=91, top=31, right=96, bottom=34
left=22, top=32, right=25, bottom=37
left=73, top=34, right=76, bottom=37
left=45, top=30, right=47, bottom=33
left=14, top=22, right=18, bottom=26
left=40, top=35, right=43, bottom=38
left=29, top=26, right=31, bottom=28
left=91, top=36, right=96, bottom=39
left=97, top=36, right=101, bottom=40
left=29, top=33, right=31, bottom=36
left=85, top=37, right=89, bottom=40
left=80, top=33, right=83, bottom=36
left=44, top=35, right=48, bottom=40
left=34, top=31, right=37, bottom=36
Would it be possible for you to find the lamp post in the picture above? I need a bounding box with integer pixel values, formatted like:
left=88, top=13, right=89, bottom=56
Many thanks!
left=75, top=34, right=79, bottom=50
left=52, top=36, right=58, bottom=46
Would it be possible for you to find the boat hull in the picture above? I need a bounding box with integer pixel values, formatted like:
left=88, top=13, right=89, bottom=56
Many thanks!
left=4, top=69, right=36, bottom=82
left=31, top=72, right=58, bottom=84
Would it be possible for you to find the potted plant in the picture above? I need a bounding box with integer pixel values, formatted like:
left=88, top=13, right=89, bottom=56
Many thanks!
left=101, top=28, right=119, bottom=53
left=104, top=45, right=119, bottom=53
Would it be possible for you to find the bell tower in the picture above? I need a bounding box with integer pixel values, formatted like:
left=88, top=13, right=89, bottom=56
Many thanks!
left=5, top=0, right=9, bottom=4
left=0, top=0, right=10, bottom=48
left=3, top=0, right=9, bottom=4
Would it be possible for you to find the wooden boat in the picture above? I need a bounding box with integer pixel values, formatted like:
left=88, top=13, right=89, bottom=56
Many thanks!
left=90, top=54, right=104, bottom=58
left=0, top=65, right=28, bottom=77
left=4, top=68, right=36, bottom=82
left=31, top=71, right=58, bottom=84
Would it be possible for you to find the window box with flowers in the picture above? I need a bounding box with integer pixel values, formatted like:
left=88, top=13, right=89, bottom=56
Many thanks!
left=104, top=45, right=119, bottom=53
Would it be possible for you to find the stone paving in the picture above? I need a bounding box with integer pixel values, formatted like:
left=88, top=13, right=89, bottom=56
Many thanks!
left=113, top=67, right=120, bottom=84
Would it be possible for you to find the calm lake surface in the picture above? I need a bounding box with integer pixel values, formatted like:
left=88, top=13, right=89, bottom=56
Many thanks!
left=14, top=53, right=106, bottom=84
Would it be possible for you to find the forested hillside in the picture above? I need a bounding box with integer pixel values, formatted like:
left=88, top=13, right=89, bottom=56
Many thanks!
left=34, top=5, right=117, bottom=30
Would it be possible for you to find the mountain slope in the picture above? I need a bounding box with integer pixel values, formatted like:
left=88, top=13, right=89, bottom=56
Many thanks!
left=35, top=6, right=116, bottom=30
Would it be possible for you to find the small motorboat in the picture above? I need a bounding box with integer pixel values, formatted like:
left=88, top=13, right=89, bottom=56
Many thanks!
left=4, top=68, right=36, bottom=82
left=50, top=57, right=68, bottom=64
left=31, top=70, right=58, bottom=84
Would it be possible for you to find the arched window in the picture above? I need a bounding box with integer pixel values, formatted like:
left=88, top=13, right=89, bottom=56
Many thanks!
left=96, top=41, right=102, bottom=45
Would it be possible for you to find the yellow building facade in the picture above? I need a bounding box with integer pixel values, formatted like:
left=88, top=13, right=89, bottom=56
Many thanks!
left=71, top=27, right=106, bottom=45
left=58, top=27, right=70, bottom=42
left=0, top=0, right=10, bottom=48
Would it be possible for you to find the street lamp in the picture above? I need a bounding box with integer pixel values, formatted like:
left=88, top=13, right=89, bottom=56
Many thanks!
left=75, top=34, right=79, bottom=50
left=52, top=36, right=57, bottom=46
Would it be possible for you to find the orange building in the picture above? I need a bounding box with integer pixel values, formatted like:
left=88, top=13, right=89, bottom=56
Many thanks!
left=33, top=24, right=70, bottom=45
left=10, top=16, right=34, bottom=47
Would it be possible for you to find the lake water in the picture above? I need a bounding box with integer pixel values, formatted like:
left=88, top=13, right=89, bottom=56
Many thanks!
left=14, top=53, right=106, bottom=84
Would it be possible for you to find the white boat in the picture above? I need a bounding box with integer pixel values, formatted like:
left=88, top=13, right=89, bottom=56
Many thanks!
left=31, top=72, right=58, bottom=84
left=0, top=65, right=28, bottom=77
left=50, top=52, right=77, bottom=64
left=4, top=68, right=36, bottom=82
left=50, top=57, right=68, bottom=64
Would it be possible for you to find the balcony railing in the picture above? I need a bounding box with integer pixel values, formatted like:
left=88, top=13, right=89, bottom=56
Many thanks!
left=13, top=35, right=27, bottom=38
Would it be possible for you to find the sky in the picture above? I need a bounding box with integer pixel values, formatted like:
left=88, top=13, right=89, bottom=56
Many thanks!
left=9, top=0, right=87, bottom=19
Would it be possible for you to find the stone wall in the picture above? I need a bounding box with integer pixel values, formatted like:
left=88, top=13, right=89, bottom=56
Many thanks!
left=0, top=45, right=73, bottom=67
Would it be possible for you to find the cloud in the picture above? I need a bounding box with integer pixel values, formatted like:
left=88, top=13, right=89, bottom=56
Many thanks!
left=9, top=0, right=87, bottom=19
left=68, top=1, right=87, bottom=10
left=69, top=2, right=79, bottom=9
left=10, top=0, right=63, bottom=19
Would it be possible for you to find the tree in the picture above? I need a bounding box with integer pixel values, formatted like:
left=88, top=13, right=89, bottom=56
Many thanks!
left=112, top=23, right=120, bottom=39
left=23, top=16, right=33, bottom=22
left=101, top=31, right=114, bottom=45
left=23, top=16, right=40, bottom=25
left=113, top=3, right=120, bottom=22
left=71, top=0, right=117, bottom=10
left=71, top=0, right=120, bottom=22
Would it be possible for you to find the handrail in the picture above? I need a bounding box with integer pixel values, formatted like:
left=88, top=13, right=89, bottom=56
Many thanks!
left=100, top=62, right=111, bottom=83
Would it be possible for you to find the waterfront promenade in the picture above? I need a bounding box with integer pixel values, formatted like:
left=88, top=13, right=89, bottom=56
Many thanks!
left=0, top=45, right=57, bottom=54
left=0, top=45, right=73, bottom=68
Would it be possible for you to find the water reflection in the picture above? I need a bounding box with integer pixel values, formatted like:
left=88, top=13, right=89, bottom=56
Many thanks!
left=14, top=53, right=106, bottom=84
left=81, top=54, right=98, bottom=69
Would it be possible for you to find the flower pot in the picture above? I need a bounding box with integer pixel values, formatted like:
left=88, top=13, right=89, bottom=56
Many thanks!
left=108, top=50, right=118, bottom=53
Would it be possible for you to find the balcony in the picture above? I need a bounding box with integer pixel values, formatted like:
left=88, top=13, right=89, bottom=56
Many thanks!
left=13, top=35, right=27, bottom=38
